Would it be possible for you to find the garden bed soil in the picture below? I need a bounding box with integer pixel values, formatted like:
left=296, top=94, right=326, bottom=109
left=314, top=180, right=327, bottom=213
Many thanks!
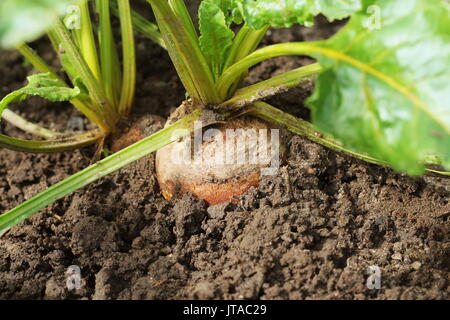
left=0, top=2, right=449, bottom=300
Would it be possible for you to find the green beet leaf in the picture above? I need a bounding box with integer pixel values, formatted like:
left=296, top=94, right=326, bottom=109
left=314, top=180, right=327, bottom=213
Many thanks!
left=0, top=73, right=81, bottom=119
left=316, top=0, right=363, bottom=21
left=308, top=0, right=450, bottom=174
left=206, top=0, right=243, bottom=25
left=238, top=0, right=363, bottom=29
left=199, top=0, right=236, bottom=78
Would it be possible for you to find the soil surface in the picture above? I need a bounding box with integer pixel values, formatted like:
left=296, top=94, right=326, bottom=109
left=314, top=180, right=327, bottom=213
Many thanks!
left=0, top=1, right=449, bottom=300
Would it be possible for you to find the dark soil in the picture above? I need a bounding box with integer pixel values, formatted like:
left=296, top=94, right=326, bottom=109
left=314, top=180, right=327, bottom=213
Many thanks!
left=0, top=2, right=449, bottom=300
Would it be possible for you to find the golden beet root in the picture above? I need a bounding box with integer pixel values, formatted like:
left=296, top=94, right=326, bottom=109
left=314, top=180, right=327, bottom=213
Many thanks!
left=156, top=106, right=285, bottom=205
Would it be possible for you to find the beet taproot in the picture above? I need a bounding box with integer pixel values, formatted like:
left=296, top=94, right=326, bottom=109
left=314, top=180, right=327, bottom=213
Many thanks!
left=156, top=105, right=286, bottom=205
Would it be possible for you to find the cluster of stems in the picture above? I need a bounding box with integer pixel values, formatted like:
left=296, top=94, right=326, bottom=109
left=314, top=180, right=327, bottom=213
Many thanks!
left=0, top=0, right=136, bottom=152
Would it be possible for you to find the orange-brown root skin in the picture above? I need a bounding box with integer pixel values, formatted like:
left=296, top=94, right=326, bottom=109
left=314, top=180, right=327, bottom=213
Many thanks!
left=160, top=172, right=261, bottom=205
left=111, top=127, right=145, bottom=153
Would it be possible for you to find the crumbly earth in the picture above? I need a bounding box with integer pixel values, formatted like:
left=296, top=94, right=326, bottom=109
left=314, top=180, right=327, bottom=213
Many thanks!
left=0, top=2, right=449, bottom=300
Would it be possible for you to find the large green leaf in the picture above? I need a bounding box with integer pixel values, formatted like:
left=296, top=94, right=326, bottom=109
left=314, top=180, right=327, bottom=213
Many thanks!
left=308, top=0, right=450, bottom=174
left=238, top=0, right=363, bottom=29
left=199, top=0, right=236, bottom=78
left=316, top=0, right=363, bottom=21
left=0, top=73, right=81, bottom=118
left=0, top=0, right=79, bottom=48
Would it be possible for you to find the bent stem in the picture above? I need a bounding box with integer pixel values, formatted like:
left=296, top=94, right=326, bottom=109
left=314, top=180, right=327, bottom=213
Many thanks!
left=224, top=25, right=269, bottom=71
left=221, top=25, right=270, bottom=99
left=249, top=102, right=450, bottom=177
left=223, top=63, right=322, bottom=108
left=217, top=42, right=321, bottom=99
left=0, top=108, right=218, bottom=232
left=0, top=130, right=102, bottom=153
left=1, top=109, right=63, bottom=139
